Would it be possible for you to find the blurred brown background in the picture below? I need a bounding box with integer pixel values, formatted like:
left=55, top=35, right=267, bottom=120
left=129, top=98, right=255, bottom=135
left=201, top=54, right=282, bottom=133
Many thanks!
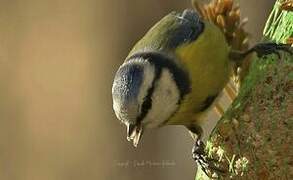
left=0, top=0, right=274, bottom=179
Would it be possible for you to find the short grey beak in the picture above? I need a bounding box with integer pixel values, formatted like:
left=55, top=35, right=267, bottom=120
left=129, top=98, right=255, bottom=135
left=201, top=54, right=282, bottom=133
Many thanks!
left=126, top=123, right=143, bottom=147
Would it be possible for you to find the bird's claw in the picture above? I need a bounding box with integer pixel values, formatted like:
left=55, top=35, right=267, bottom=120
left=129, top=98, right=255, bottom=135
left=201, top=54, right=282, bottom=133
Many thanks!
left=249, top=42, right=292, bottom=59
left=192, top=140, right=226, bottom=178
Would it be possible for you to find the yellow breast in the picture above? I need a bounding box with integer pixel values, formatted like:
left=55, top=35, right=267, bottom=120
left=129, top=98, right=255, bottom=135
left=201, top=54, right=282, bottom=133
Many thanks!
left=167, top=22, right=231, bottom=125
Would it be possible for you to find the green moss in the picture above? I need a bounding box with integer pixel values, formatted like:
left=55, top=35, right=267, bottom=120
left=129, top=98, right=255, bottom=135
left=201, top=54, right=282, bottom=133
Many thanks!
left=195, top=0, right=292, bottom=179
left=264, top=1, right=293, bottom=44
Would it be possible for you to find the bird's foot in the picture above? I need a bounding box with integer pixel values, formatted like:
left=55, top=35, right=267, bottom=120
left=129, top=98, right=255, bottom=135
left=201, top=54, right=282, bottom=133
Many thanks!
left=229, top=42, right=292, bottom=61
left=247, top=42, right=292, bottom=59
left=192, top=140, right=226, bottom=178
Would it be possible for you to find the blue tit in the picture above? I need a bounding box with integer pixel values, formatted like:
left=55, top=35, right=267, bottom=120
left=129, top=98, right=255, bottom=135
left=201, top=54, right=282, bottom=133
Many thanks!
left=111, top=9, right=291, bottom=147
left=112, top=9, right=229, bottom=146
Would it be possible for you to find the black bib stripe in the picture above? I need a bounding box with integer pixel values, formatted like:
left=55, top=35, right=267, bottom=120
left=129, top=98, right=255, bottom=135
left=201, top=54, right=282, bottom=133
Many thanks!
left=199, top=94, right=218, bottom=112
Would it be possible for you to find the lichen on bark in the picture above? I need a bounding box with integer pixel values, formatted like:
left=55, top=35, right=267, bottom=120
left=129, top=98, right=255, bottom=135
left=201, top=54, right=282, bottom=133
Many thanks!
left=195, top=1, right=293, bottom=179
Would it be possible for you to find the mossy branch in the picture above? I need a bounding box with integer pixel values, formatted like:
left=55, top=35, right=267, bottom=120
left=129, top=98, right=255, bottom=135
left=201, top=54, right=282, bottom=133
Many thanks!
left=195, top=1, right=293, bottom=179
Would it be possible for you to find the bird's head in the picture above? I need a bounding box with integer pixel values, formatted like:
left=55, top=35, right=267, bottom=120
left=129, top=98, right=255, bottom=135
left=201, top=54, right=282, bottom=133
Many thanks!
left=112, top=52, right=190, bottom=147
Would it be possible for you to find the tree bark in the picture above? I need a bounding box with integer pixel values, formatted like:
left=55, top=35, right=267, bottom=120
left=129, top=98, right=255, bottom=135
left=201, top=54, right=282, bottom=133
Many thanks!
left=196, top=1, right=293, bottom=179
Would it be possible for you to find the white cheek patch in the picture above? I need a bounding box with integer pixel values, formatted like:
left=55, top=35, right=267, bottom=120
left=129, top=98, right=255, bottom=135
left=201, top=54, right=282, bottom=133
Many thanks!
left=121, top=58, right=156, bottom=116
left=143, top=68, right=180, bottom=128
left=136, top=60, right=155, bottom=114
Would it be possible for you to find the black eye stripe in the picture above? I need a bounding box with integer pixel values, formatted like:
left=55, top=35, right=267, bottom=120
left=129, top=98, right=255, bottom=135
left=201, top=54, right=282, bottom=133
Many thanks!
left=136, top=66, right=162, bottom=123
left=126, top=52, right=191, bottom=123
left=126, top=52, right=191, bottom=98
